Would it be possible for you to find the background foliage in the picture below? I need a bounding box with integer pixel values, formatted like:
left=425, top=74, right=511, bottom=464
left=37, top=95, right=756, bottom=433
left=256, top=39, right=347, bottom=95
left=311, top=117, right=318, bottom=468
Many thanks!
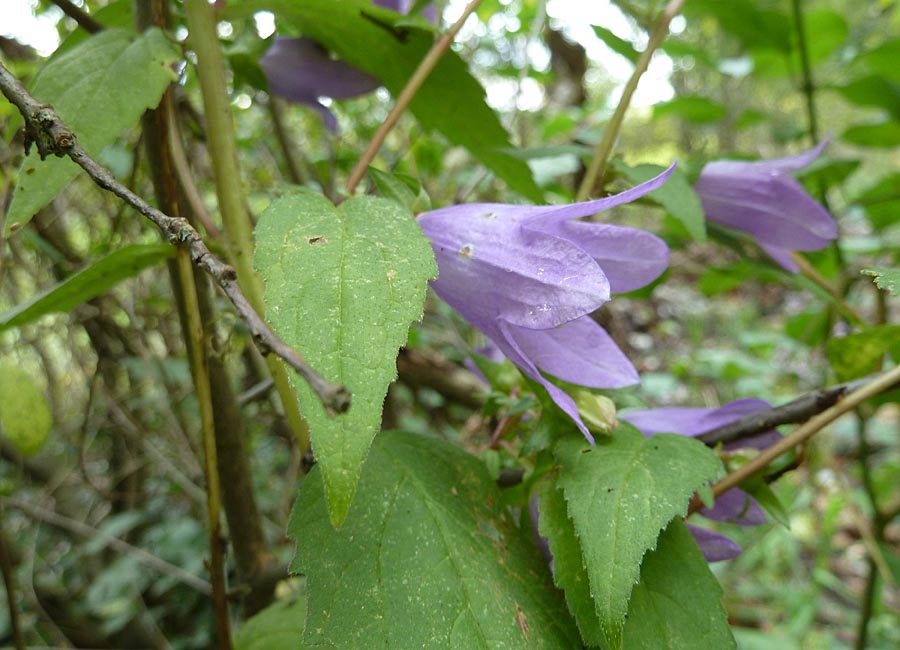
left=0, top=0, right=897, bottom=648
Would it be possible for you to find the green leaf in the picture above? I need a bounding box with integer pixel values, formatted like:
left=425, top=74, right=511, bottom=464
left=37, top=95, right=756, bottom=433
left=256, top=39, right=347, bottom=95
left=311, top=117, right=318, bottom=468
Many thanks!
left=622, top=519, right=736, bottom=650
left=0, top=365, right=52, bottom=456
left=826, top=325, right=900, bottom=382
left=0, top=244, right=175, bottom=333
left=683, top=0, right=790, bottom=52
left=850, top=173, right=900, bottom=231
left=652, top=96, right=727, bottom=124
left=537, top=479, right=604, bottom=646
left=855, top=37, right=900, bottom=83
left=842, top=120, right=900, bottom=148
left=229, top=0, right=541, bottom=201
left=615, top=162, right=706, bottom=242
left=833, top=76, right=900, bottom=119
left=803, top=9, right=848, bottom=63
left=369, top=167, right=432, bottom=213
left=591, top=25, right=639, bottom=64
left=234, top=595, right=307, bottom=650
left=254, top=190, right=436, bottom=526
left=554, top=424, right=723, bottom=647
left=862, top=267, right=900, bottom=295
left=5, top=28, right=179, bottom=234
left=290, top=431, right=582, bottom=648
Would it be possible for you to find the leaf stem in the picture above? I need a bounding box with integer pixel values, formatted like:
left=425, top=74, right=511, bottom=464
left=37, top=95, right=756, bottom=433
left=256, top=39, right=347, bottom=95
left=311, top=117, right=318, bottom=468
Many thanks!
left=576, top=0, right=685, bottom=201
left=344, top=0, right=484, bottom=195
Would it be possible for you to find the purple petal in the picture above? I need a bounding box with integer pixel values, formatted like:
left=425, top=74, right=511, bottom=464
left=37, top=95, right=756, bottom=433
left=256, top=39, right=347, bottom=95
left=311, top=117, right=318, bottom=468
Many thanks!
left=736, top=139, right=830, bottom=174
left=701, top=489, right=767, bottom=526
left=494, top=319, right=594, bottom=442
left=519, top=163, right=677, bottom=231
left=758, top=242, right=800, bottom=272
left=551, top=222, right=669, bottom=293
left=696, top=169, right=837, bottom=249
left=687, top=525, right=742, bottom=562
left=373, top=0, right=438, bottom=21
left=420, top=207, right=611, bottom=331
left=623, top=398, right=772, bottom=437
left=504, top=316, right=639, bottom=388
left=259, top=38, right=380, bottom=130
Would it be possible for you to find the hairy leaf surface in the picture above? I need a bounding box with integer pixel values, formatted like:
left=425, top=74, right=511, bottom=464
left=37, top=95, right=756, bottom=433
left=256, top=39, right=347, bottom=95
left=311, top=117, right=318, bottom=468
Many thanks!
left=554, top=424, right=723, bottom=647
left=290, top=431, right=581, bottom=648
left=255, top=191, right=436, bottom=526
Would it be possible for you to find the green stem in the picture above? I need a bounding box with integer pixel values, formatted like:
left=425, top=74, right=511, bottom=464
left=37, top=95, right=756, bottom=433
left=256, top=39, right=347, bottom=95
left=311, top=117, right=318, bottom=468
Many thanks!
left=791, top=0, right=819, bottom=145
left=576, top=0, right=685, bottom=201
left=176, top=248, right=233, bottom=650
left=183, top=0, right=309, bottom=452
left=343, top=0, right=485, bottom=195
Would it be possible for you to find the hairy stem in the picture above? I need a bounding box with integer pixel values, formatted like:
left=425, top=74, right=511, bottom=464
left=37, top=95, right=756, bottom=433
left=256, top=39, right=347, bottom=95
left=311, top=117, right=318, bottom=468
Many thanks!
left=576, top=0, right=685, bottom=201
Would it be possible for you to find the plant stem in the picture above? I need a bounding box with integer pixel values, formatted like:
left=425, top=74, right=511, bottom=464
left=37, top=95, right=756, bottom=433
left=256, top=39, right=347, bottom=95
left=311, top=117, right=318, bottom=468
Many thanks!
left=706, top=363, right=900, bottom=499
left=0, top=517, right=25, bottom=650
left=791, top=0, right=819, bottom=144
left=184, top=0, right=317, bottom=450
left=176, top=247, right=233, bottom=649
left=576, top=0, right=685, bottom=201
left=344, top=0, right=484, bottom=195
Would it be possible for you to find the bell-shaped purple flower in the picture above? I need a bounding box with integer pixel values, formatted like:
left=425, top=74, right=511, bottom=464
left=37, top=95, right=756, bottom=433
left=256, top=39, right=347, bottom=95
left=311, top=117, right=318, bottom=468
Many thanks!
left=695, top=141, right=838, bottom=272
left=259, top=0, right=436, bottom=130
left=419, top=165, right=675, bottom=442
left=623, top=398, right=778, bottom=561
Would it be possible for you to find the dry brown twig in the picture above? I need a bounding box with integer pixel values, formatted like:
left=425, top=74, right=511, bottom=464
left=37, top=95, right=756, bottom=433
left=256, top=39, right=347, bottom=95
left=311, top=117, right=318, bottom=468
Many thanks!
left=0, top=62, right=350, bottom=414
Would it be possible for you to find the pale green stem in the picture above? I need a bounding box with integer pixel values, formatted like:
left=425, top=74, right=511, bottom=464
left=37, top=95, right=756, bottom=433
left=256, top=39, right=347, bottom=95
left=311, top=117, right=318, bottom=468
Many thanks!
left=183, top=0, right=309, bottom=452
left=576, top=0, right=685, bottom=201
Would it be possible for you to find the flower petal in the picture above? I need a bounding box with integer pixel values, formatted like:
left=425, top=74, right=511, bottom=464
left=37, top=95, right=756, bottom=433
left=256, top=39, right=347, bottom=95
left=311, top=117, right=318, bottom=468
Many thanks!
left=259, top=37, right=381, bottom=130
left=493, top=319, right=594, bottom=442
left=421, top=207, right=611, bottom=330
left=696, top=168, right=837, bottom=250
left=504, top=316, right=639, bottom=388
left=623, top=398, right=772, bottom=437
left=519, top=162, right=677, bottom=230
left=701, top=489, right=767, bottom=526
left=687, top=525, right=742, bottom=562
left=550, top=222, right=669, bottom=293
left=758, top=242, right=800, bottom=272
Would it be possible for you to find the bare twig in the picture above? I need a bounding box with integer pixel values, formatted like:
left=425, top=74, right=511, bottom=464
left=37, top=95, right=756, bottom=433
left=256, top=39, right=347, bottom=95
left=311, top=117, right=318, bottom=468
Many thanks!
left=49, top=0, right=104, bottom=34
left=706, top=364, right=900, bottom=500
left=0, top=62, right=350, bottom=414
left=0, top=517, right=26, bottom=650
left=576, top=0, right=685, bottom=201
left=3, top=497, right=212, bottom=595
left=344, top=0, right=484, bottom=194
left=696, top=375, right=882, bottom=446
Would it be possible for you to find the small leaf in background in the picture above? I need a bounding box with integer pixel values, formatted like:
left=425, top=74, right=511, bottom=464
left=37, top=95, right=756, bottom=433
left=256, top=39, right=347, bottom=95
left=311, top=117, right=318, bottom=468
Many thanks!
left=652, top=96, right=727, bottom=124
left=233, top=595, right=307, bottom=650
left=0, top=365, right=52, bottom=456
left=862, top=267, right=900, bottom=295
left=5, top=28, right=180, bottom=234
left=554, top=423, right=723, bottom=647
left=832, top=75, right=900, bottom=119
left=615, top=161, right=706, bottom=242
left=854, top=37, right=900, bottom=83
left=826, top=325, right=900, bottom=382
left=290, top=432, right=582, bottom=648
left=803, top=8, right=848, bottom=63
left=368, top=166, right=432, bottom=213
left=622, top=519, right=736, bottom=650
left=231, top=0, right=542, bottom=201
left=254, top=190, right=436, bottom=526
left=590, top=25, right=639, bottom=64
left=0, top=244, right=175, bottom=332
left=841, top=120, right=900, bottom=148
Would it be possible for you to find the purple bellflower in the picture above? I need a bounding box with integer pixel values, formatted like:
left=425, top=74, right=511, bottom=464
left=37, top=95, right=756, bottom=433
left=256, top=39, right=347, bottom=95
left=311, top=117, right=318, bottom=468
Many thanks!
left=259, top=0, right=436, bottom=131
left=418, top=165, right=675, bottom=442
left=695, top=141, right=838, bottom=272
left=623, top=398, right=778, bottom=561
